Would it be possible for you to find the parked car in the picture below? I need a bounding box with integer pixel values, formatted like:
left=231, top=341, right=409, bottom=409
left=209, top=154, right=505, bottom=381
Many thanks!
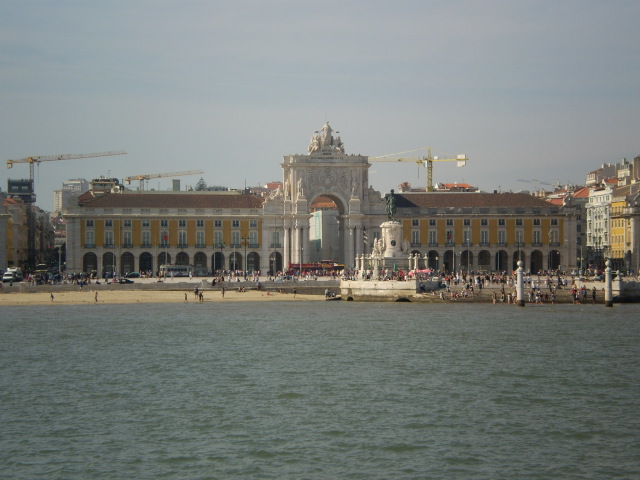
left=275, top=275, right=294, bottom=282
left=119, top=278, right=135, bottom=284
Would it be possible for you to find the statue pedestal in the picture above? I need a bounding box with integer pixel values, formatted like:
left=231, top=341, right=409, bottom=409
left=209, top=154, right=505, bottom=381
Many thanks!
left=381, top=221, right=403, bottom=258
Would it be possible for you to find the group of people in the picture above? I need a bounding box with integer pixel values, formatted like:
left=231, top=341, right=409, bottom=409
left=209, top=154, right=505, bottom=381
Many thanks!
left=186, top=287, right=205, bottom=303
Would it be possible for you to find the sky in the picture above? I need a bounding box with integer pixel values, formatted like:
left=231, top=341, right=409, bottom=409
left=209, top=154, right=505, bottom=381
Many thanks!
left=1, top=0, right=639, bottom=212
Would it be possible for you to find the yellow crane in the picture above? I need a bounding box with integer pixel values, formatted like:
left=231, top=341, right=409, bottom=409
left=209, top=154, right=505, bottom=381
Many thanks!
left=369, top=148, right=468, bottom=192
left=6, top=150, right=127, bottom=202
left=124, top=169, right=204, bottom=191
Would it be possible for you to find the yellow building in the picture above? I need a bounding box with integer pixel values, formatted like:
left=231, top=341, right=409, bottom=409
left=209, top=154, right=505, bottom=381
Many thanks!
left=65, top=192, right=264, bottom=275
left=395, top=192, right=572, bottom=273
left=610, top=184, right=640, bottom=272
left=63, top=123, right=578, bottom=276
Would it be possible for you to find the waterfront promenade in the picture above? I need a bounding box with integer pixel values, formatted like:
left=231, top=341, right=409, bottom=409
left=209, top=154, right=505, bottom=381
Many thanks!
left=0, top=275, right=618, bottom=306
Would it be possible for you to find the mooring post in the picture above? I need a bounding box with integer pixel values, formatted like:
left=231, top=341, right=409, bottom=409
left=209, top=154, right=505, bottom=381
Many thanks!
left=604, top=259, right=613, bottom=307
left=516, top=260, right=525, bottom=307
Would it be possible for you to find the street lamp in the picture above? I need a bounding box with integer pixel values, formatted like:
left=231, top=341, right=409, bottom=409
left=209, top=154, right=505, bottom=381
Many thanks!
left=272, top=227, right=280, bottom=276
left=241, top=235, right=248, bottom=277
left=465, top=228, right=470, bottom=273
left=216, top=242, right=224, bottom=273
left=232, top=242, right=237, bottom=272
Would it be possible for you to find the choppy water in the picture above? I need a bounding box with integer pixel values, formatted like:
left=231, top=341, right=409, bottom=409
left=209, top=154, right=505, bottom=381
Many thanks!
left=1, top=302, right=639, bottom=479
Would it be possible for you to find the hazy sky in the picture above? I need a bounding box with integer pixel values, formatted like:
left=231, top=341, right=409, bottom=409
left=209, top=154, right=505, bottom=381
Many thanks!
left=2, top=0, right=639, bottom=211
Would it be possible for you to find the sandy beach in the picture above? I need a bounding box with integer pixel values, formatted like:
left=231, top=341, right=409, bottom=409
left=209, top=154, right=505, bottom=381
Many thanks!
left=0, top=288, right=322, bottom=306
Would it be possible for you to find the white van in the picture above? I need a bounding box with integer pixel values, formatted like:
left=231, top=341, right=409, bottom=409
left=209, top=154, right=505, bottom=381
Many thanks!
left=3, top=267, right=23, bottom=283
left=2, top=271, right=16, bottom=283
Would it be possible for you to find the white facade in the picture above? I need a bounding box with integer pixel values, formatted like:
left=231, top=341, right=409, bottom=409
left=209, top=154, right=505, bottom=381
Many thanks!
left=586, top=186, right=613, bottom=258
left=262, top=122, right=386, bottom=269
left=53, top=179, right=89, bottom=213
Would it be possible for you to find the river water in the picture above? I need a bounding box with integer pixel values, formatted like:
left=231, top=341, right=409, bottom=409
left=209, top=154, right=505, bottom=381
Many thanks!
left=1, top=302, right=639, bottom=479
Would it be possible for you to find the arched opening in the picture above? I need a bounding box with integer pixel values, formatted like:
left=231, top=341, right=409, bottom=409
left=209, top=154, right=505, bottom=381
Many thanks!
left=460, top=250, right=473, bottom=272
left=530, top=250, right=543, bottom=273
left=495, top=250, right=508, bottom=272
left=120, top=252, right=135, bottom=275
left=269, top=252, right=283, bottom=275
left=443, top=250, right=454, bottom=272
left=158, top=252, right=171, bottom=267
left=427, top=250, right=439, bottom=270
left=548, top=250, right=560, bottom=271
left=83, top=252, right=97, bottom=274
left=247, top=252, right=260, bottom=272
left=176, top=252, right=189, bottom=265
left=194, top=252, right=207, bottom=275
left=229, top=252, right=242, bottom=271
left=513, top=250, right=525, bottom=271
left=212, top=252, right=225, bottom=272
left=103, top=252, right=115, bottom=276
left=309, top=195, right=345, bottom=264
left=139, top=252, right=153, bottom=273
left=478, top=250, right=491, bottom=271
left=625, top=250, right=632, bottom=272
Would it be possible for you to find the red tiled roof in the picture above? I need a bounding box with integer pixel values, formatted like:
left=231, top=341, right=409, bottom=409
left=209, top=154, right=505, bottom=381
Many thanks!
left=77, top=192, right=265, bottom=209
left=3, top=197, right=24, bottom=206
left=573, top=186, right=590, bottom=198
left=266, top=181, right=282, bottom=190
left=396, top=192, right=555, bottom=209
left=311, top=196, right=338, bottom=210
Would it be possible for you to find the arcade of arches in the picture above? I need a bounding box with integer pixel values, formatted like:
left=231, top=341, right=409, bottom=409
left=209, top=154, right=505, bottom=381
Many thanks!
left=83, top=250, right=262, bottom=276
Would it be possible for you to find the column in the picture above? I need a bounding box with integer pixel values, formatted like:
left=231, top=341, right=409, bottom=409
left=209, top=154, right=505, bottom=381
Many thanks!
left=295, top=225, right=302, bottom=264
left=355, top=225, right=363, bottom=257
left=345, top=226, right=354, bottom=269
left=302, top=225, right=309, bottom=264
left=283, top=226, right=290, bottom=273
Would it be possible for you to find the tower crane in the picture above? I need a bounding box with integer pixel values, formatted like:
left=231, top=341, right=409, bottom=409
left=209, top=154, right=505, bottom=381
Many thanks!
left=517, top=179, right=563, bottom=190
left=124, top=169, right=204, bottom=191
left=369, top=148, right=468, bottom=192
left=4, top=150, right=126, bottom=272
left=6, top=150, right=127, bottom=203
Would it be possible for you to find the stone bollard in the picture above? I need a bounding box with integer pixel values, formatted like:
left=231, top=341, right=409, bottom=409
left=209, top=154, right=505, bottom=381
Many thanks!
left=604, top=260, right=613, bottom=307
left=516, top=260, right=525, bottom=306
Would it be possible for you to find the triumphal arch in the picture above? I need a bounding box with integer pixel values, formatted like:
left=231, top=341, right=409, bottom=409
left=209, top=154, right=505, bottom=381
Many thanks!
left=262, top=122, right=386, bottom=270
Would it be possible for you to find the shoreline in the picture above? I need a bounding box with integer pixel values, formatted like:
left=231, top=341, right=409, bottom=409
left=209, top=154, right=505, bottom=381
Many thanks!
left=0, top=276, right=617, bottom=306
left=0, top=288, right=320, bottom=306
left=0, top=285, right=606, bottom=306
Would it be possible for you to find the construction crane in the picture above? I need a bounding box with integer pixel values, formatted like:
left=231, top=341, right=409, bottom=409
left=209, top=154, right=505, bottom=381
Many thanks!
left=124, top=169, right=204, bottom=191
left=369, top=148, right=468, bottom=192
left=6, top=150, right=127, bottom=202
left=4, top=150, right=126, bottom=272
left=517, top=179, right=563, bottom=190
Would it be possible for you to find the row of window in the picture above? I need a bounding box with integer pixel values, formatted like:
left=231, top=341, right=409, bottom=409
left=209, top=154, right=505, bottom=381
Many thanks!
left=86, top=219, right=259, bottom=228
left=409, top=230, right=560, bottom=245
left=85, top=230, right=260, bottom=248
left=411, top=219, right=559, bottom=227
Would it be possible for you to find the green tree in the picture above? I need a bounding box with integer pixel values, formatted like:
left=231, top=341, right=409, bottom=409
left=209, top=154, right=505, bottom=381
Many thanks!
left=195, top=177, right=207, bottom=191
